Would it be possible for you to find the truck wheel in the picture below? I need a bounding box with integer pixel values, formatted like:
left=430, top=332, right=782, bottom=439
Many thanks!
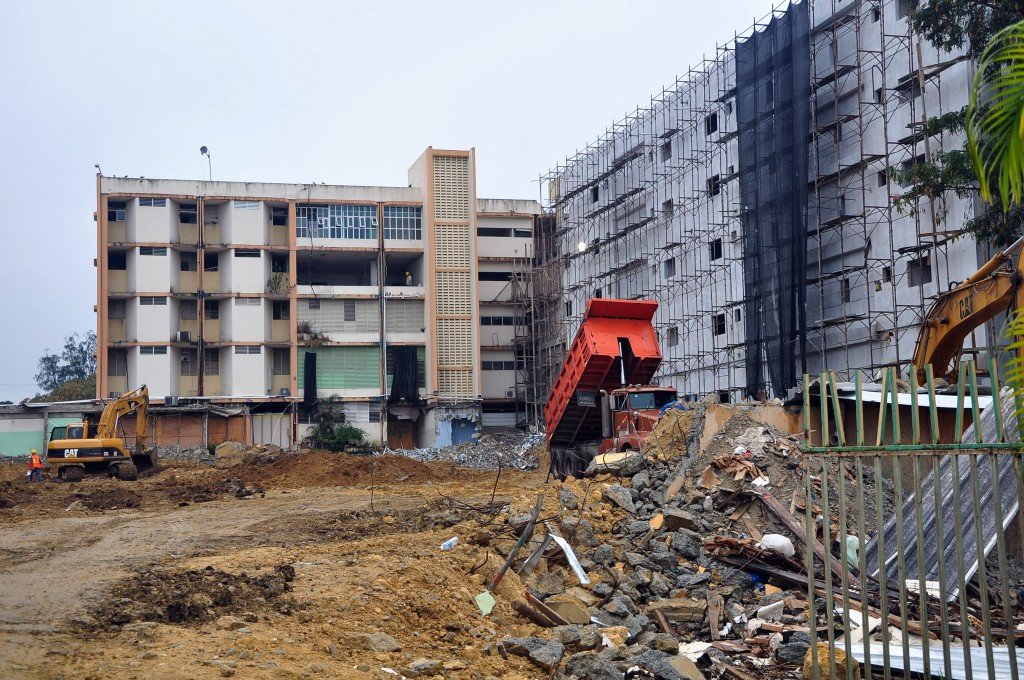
left=61, top=466, right=85, bottom=483
left=116, top=462, right=138, bottom=481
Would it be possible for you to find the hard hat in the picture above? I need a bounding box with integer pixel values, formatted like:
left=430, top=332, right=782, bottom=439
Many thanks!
left=31, top=449, right=37, bottom=454
left=405, top=272, right=410, bottom=275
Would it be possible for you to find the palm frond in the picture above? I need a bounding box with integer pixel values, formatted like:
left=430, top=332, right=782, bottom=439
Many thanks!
left=968, top=21, right=1024, bottom=211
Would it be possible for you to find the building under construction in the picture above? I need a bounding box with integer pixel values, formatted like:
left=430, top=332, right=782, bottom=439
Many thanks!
left=527, top=0, right=987, bottom=413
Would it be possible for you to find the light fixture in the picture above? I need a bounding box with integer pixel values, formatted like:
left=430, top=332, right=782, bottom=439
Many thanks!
left=577, top=242, right=587, bottom=253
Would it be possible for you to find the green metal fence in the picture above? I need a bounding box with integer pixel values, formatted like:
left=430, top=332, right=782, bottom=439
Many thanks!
left=802, top=361, right=1024, bottom=679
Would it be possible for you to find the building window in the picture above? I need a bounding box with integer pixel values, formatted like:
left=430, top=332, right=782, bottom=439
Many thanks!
left=734, top=307, right=742, bottom=322
left=907, top=255, right=932, bottom=287
left=725, top=101, right=734, bottom=116
left=882, top=265, right=892, bottom=282
left=667, top=326, right=679, bottom=347
left=140, top=296, right=168, bottom=306
left=180, top=349, right=198, bottom=376
left=718, top=390, right=731, bottom=404
left=661, top=140, right=672, bottom=162
left=705, top=113, right=719, bottom=136
left=203, top=253, right=219, bottom=271
left=565, top=300, right=572, bottom=317
left=663, top=257, right=676, bottom=278
left=898, top=0, right=911, bottom=18
left=108, top=349, right=128, bottom=376
left=713, top=313, right=726, bottom=336
left=482, top=361, right=516, bottom=371
left=839, top=195, right=849, bottom=216
left=108, top=299, right=126, bottom=320
left=272, top=348, right=289, bottom=375
left=478, top=226, right=512, bottom=237
left=235, top=200, right=260, bottom=210
left=179, top=300, right=198, bottom=320
left=591, top=186, right=599, bottom=204
left=872, top=6, right=881, bottom=22
left=271, top=254, right=288, bottom=273
left=107, top=201, right=126, bottom=222
left=234, top=249, right=261, bottom=258
left=344, top=300, right=357, bottom=322
left=234, top=297, right=261, bottom=307
left=140, top=346, right=168, bottom=355
left=234, top=345, right=262, bottom=355
left=765, top=78, right=774, bottom=106
left=900, top=154, right=927, bottom=185
left=139, top=198, right=166, bottom=207
left=203, top=349, right=220, bottom=375
left=841, top=277, right=852, bottom=303
left=271, top=207, right=288, bottom=226
left=709, top=238, right=723, bottom=261
left=140, top=246, right=167, bottom=256
left=707, top=174, right=722, bottom=197
left=307, top=299, right=320, bottom=310
left=296, top=204, right=378, bottom=239
left=179, top=204, right=198, bottom=223
left=204, top=301, right=220, bottom=319
left=514, top=228, right=532, bottom=238
left=180, top=254, right=197, bottom=272
left=108, top=250, right=127, bottom=270
left=876, top=170, right=887, bottom=187
left=273, top=300, right=290, bottom=320
left=369, top=403, right=382, bottom=423
left=384, top=206, right=423, bottom=239
left=478, top=271, right=513, bottom=281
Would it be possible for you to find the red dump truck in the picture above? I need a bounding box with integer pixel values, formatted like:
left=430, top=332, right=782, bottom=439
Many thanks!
left=545, top=299, right=677, bottom=478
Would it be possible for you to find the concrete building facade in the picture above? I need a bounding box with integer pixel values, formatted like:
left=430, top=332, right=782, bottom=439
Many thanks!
left=532, top=0, right=987, bottom=408
left=96, top=148, right=539, bottom=447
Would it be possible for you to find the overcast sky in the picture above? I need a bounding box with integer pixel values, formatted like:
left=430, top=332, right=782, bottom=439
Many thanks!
left=0, top=0, right=773, bottom=403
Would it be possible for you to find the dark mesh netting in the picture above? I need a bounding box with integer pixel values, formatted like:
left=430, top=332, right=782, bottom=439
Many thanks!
left=737, top=1, right=810, bottom=399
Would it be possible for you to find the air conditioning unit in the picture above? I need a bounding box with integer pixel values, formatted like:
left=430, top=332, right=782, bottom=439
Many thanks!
left=279, top=388, right=291, bottom=396
left=108, top=391, right=122, bottom=398
left=166, top=396, right=180, bottom=406
left=177, top=331, right=192, bottom=343
left=506, top=388, right=516, bottom=399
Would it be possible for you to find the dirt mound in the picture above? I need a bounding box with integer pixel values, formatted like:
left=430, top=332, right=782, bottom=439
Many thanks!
left=86, top=564, right=298, bottom=628
left=642, top=406, right=697, bottom=461
left=235, top=451, right=471, bottom=489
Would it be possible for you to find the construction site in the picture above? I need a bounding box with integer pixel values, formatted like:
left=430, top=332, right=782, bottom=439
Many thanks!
left=5, top=1, right=1024, bottom=679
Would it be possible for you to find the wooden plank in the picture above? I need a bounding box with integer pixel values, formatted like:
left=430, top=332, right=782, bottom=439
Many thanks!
left=525, top=592, right=570, bottom=627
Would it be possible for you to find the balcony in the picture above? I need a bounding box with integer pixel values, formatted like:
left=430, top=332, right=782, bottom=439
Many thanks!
left=296, top=284, right=425, bottom=298
left=271, top=374, right=291, bottom=395
left=269, top=226, right=289, bottom=247
left=178, top=375, right=199, bottom=397
left=204, top=319, right=221, bottom=342
left=203, top=375, right=222, bottom=396
left=270, top=319, right=291, bottom=342
left=108, top=222, right=128, bottom=243
left=108, top=270, right=128, bottom=294
left=203, top=271, right=221, bottom=292
left=203, top=224, right=222, bottom=246
left=177, top=271, right=198, bottom=294
left=177, top=223, right=199, bottom=246
left=108, top=319, right=126, bottom=342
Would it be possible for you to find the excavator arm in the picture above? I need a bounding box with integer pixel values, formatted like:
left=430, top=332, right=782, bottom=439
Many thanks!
left=96, top=385, right=149, bottom=451
left=912, top=238, right=1024, bottom=384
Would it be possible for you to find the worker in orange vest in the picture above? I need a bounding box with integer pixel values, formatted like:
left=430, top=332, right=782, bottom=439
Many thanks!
left=27, top=449, right=43, bottom=482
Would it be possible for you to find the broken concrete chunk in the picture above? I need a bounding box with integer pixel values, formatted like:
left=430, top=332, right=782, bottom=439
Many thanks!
left=559, top=487, right=579, bottom=509
left=663, top=509, right=696, bottom=531
left=587, top=451, right=645, bottom=476
left=404, top=658, right=442, bottom=677
left=646, top=597, right=707, bottom=624
left=545, top=595, right=592, bottom=625
left=602, top=485, right=637, bottom=514
left=502, top=636, right=565, bottom=671
left=669, top=655, right=707, bottom=680
left=564, top=651, right=622, bottom=680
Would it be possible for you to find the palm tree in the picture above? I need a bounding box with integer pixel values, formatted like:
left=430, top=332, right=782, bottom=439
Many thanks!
left=968, top=21, right=1024, bottom=211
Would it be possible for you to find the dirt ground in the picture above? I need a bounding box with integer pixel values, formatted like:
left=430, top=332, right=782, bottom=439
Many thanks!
left=0, top=453, right=553, bottom=679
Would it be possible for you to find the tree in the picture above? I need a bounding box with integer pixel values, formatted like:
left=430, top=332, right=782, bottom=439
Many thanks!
left=891, top=2, right=1024, bottom=245
left=34, top=332, right=97, bottom=394
left=300, top=397, right=366, bottom=451
left=968, top=21, right=1024, bottom=211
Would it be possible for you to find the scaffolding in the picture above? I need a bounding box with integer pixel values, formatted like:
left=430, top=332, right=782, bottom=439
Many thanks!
left=528, top=0, right=986, bottom=428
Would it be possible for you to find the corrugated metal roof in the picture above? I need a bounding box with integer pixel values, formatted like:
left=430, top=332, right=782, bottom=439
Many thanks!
left=843, top=641, right=1024, bottom=680
left=862, top=388, right=1019, bottom=600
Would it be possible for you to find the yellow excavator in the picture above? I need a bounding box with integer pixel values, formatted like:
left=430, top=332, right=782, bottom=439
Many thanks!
left=912, top=236, right=1024, bottom=384
left=46, top=385, right=156, bottom=482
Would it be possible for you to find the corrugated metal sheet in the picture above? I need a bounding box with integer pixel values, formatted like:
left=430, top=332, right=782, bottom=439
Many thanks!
left=299, top=299, right=379, bottom=333
left=863, top=388, right=1019, bottom=600
left=385, top=299, right=425, bottom=333
left=843, top=641, right=1024, bottom=680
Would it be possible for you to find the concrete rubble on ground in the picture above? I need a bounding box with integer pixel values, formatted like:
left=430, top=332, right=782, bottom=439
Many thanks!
left=460, top=403, right=910, bottom=679
left=386, top=430, right=545, bottom=471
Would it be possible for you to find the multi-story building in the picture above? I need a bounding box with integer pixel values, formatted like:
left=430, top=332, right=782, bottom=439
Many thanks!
left=95, top=147, right=539, bottom=447
left=534, top=0, right=987, bottom=407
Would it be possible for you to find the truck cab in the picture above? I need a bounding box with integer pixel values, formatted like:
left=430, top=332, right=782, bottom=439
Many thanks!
left=601, top=386, right=678, bottom=453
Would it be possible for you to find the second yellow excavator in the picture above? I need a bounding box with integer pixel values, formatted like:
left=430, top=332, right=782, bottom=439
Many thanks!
left=912, top=236, right=1024, bottom=384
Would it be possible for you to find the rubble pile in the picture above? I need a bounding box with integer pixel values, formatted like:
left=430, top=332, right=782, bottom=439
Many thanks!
left=465, top=406, right=879, bottom=679
left=387, top=430, right=545, bottom=471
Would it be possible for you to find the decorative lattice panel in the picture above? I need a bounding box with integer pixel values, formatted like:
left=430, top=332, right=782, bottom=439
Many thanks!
left=435, top=272, right=472, bottom=315
left=436, top=319, right=473, bottom=365
left=433, top=156, right=469, bottom=220
left=438, top=370, right=474, bottom=397
left=434, top=224, right=471, bottom=267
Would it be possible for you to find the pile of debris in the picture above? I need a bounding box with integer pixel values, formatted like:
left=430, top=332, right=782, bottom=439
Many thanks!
left=455, top=405, right=885, bottom=679
left=388, top=430, right=545, bottom=471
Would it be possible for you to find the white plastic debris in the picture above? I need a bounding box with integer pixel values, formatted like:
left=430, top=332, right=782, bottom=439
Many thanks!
left=756, top=600, right=785, bottom=622
left=756, top=533, right=795, bottom=558
left=751, top=475, right=771, bottom=487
